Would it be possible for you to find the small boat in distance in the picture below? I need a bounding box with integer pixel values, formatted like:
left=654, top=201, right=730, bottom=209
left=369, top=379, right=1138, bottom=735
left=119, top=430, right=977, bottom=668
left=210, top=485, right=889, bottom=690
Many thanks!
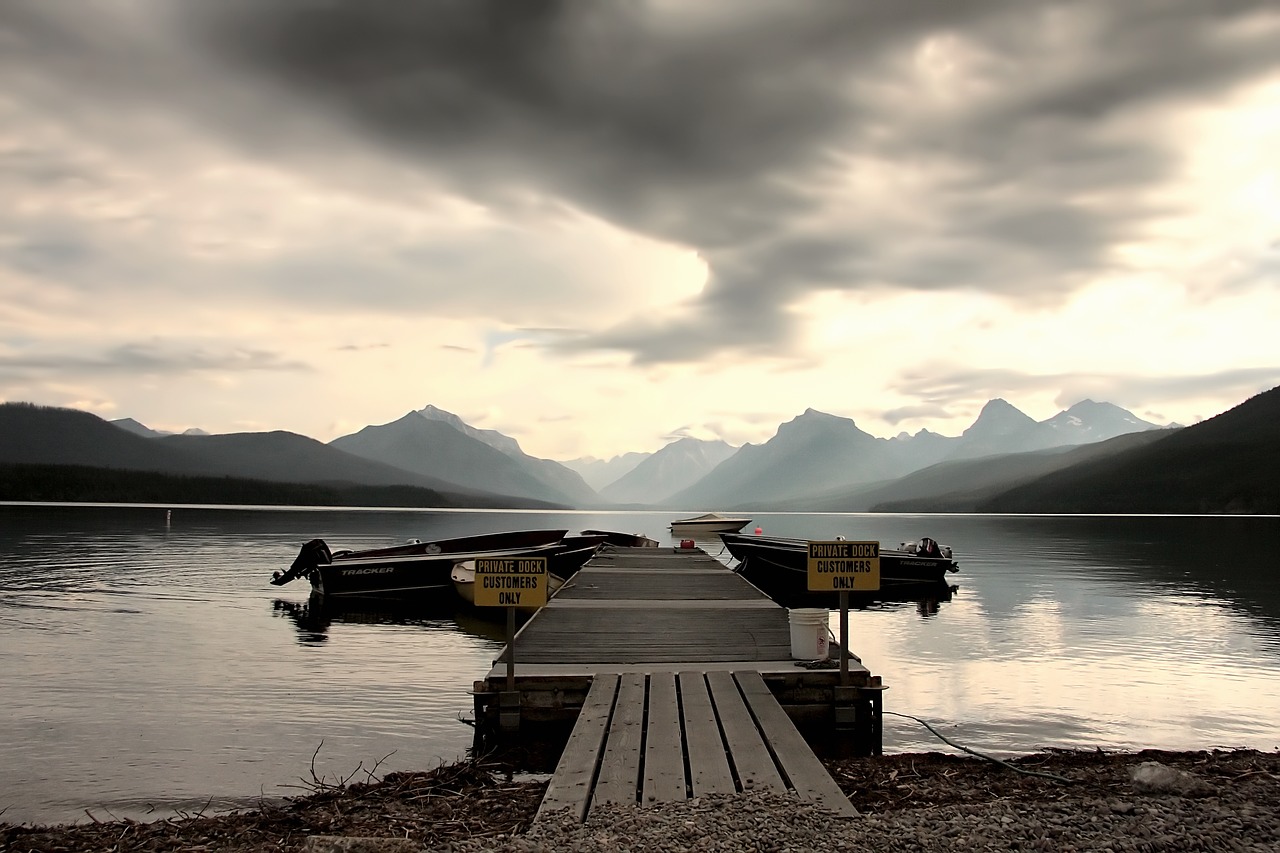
left=270, top=528, right=569, bottom=598
left=670, top=512, right=752, bottom=535
left=579, top=529, right=661, bottom=548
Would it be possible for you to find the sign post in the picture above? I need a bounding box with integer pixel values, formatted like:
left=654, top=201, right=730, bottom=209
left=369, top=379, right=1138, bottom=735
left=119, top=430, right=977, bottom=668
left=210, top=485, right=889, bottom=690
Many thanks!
left=474, top=556, right=548, bottom=726
left=806, top=541, right=880, bottom=685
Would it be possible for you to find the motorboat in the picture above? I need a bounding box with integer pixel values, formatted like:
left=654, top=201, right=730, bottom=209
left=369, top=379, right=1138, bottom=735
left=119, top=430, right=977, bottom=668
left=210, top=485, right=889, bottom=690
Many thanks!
left=270, top=528, right=569, bottom=598
left=719, top=532, right=959, bottom=607
left=669, top=512, right=752, bottom=535
left=450, top=534, right=606, bottom=609
left=579, top=529, right=661, bottom=548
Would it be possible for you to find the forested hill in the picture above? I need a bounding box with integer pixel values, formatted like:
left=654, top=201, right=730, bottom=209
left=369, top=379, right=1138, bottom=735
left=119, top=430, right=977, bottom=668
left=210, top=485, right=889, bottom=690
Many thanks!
left=978, top=385, right=1280, bottom=514
left=0, top=463, right=560, bottom=509
left=0, top=403, right=561, bottom=509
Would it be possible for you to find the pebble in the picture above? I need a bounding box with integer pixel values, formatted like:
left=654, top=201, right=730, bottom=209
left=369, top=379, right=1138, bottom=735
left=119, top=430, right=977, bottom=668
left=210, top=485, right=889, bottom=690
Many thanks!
left=436, top=787, right=1280, bottom=853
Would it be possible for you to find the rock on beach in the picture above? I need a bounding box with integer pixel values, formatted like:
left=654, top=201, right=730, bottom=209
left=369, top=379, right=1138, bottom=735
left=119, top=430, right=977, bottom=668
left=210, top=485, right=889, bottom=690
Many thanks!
left=4, top=749, right=1279, bottom=852
left=441, top=780, right=1280, bottom=853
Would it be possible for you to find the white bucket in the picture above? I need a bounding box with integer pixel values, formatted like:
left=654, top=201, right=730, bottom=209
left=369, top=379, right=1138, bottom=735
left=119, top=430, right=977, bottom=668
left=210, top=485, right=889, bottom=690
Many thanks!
left=788, top=608, right=831, bottom=660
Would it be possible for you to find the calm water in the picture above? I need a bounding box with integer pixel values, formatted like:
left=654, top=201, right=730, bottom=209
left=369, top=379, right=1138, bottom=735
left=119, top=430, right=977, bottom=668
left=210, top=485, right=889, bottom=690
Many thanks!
left=2, top=504, right=1279, bottom=825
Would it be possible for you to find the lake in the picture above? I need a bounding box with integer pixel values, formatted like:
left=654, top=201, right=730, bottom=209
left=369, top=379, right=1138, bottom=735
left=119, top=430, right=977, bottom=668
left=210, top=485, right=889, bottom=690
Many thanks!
left=2, top=504, right=1279, bottom=826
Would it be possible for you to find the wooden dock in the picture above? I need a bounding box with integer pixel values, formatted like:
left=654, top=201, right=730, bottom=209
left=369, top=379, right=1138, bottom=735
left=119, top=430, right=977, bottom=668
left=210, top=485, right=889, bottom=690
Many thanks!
left=537, top=669, right=858, bottom=820
left=474, top=546, right=883, bottom=820
left=495, top=548, right=795, bottom=667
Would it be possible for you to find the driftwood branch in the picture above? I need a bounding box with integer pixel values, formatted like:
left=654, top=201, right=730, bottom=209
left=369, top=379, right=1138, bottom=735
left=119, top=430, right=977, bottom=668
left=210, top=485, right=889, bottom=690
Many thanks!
left=884, top=711, right=1075, bottom=784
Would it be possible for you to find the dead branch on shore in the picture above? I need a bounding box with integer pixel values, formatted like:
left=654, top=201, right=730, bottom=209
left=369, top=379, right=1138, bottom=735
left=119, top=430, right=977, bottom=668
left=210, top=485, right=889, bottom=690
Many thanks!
left=884, top=711, right=1076, bottom=784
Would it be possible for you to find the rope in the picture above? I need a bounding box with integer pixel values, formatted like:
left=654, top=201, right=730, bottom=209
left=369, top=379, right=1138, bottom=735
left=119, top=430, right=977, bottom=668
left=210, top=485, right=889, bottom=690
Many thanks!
left=883, top=712, right=1075, bottom=784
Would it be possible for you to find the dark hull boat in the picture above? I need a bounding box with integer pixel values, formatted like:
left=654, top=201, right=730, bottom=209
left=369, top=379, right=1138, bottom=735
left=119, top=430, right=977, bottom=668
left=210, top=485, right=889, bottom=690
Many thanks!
left=270, top=529, right=569, bottom=598
left=579, top=529, right=661, bottom=548
left=719, top=532, right=959, bottom=608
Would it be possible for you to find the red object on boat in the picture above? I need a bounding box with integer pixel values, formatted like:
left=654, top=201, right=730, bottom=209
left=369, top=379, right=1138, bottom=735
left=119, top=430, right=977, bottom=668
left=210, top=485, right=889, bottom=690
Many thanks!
left=679, top=539, right=696, bottom=549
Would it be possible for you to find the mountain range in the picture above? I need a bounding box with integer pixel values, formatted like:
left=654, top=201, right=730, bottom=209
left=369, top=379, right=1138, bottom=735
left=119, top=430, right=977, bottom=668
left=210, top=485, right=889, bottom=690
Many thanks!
left=1, top=386, right=1276, bottom=513
left=329, top=405, right=599, bottom=506
left=0, top=402, right=553, bottom=508
left=664, top=399, right=1165, bottom=508
left=599, top=438, right=738, bottom=505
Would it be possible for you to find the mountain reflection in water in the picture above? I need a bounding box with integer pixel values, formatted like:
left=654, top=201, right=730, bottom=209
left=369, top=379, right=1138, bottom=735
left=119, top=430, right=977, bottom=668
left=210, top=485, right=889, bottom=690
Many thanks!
left=3, top=505, right=1280, bottom=828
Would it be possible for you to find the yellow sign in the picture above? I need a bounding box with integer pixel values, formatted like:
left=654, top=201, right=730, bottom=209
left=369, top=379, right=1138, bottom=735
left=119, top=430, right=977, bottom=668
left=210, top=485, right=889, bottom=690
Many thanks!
left=474, top=556, right=548, bottom=608
left=807, top=540, right=880, bottom=592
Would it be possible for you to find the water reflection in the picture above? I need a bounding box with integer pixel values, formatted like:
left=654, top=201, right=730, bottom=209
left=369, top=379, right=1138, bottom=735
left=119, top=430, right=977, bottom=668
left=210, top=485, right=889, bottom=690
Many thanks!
left=4, top=504, right=1280, bottom=827
left=917, top=593, right=949, bottom=618
left=782, top=583, right=959, bottom=616
left=453, top=610, right=512, bottom=643
left=271, top=593, right=510, bottom=645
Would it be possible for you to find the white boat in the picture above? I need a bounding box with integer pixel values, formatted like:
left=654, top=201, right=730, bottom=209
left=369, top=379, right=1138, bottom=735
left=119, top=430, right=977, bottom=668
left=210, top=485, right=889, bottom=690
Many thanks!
left=450, top=534, right=604, bottom=610
left=669, top=512, right=752, bottom=534
left=450, top=560, right=568, bottom=611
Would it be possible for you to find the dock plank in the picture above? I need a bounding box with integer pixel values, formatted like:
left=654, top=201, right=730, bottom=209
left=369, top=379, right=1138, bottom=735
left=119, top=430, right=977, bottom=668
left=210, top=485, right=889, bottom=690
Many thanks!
left=678, top=671, right=735, bottom=796
left=560, top=570, right=768, bottom=601
left=734, top=670, right=859, bottom=817
left=641, top=672, right=686, bottom=805
left=537, top=673, right=619, bottom=821
left=705, top=670, right=785, bottom=793
left=516, top=547, right=878, bottom=822
left=591, top=672, right=647, bottom=809
left=510, top=607, right=792, bottom=664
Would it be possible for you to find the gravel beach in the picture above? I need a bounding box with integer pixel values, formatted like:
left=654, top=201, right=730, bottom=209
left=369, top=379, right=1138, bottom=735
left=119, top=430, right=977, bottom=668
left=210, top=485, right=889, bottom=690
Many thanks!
left=4, top=749, right=1278, bottom=852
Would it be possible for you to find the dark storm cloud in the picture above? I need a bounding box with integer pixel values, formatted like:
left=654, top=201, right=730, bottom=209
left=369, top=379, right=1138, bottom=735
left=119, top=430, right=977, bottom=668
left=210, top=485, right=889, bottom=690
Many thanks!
left=173, top=0, right=910, bottom=242
left=176, top=0, right=1280, bottom=357
left=4, top=0, right=1279, bottom=365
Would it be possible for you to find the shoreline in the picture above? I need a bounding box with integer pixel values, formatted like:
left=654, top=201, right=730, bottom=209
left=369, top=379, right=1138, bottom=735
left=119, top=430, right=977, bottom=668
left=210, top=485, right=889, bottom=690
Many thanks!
left=4, top=747, right=1278, bottom=852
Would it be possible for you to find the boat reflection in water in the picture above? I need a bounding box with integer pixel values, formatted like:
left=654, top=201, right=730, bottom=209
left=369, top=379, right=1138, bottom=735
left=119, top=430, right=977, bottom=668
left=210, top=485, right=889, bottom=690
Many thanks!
left=846, top=582, right=958, bottom=616
left=270, top=593, right=511, bottom=645
left=915, top=590, right=954, bottom=618
left=771, top=581, right=960, bottom=614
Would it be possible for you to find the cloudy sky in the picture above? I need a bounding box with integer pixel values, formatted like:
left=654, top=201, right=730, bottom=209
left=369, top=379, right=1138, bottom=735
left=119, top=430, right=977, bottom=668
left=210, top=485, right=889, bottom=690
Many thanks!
left=2, top=0, right=1278, bottom=460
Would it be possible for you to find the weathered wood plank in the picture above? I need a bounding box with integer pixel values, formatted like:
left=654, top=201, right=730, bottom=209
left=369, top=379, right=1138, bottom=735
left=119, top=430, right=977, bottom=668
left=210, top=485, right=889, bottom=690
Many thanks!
left=641, top=672, right=686, bottom=805
left=678, top=671, right=735, bottom=796
left=517, top=549, right=878, bottom=823
left=590, top=672, right=647, bottom=810
left=547, top=599, right=779, bottom=609
left=538, top=673, right=619, bottom=821
left=734, top=671, right=859, bottom=817
left=511, top=607, right=793, bottom=664
left=705, top=670, right=785, bottom=793
left=558, top=571, right=770, bottom=600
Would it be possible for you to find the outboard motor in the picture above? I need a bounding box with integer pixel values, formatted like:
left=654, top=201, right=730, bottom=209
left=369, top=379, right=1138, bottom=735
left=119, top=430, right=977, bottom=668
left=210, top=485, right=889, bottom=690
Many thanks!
left=270, top=539, right=333, bottom=586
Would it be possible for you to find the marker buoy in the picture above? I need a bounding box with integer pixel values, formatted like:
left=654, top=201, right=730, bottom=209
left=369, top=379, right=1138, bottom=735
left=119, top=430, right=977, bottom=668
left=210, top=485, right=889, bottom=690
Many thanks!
left=754, top=526, right=763, bottom=535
